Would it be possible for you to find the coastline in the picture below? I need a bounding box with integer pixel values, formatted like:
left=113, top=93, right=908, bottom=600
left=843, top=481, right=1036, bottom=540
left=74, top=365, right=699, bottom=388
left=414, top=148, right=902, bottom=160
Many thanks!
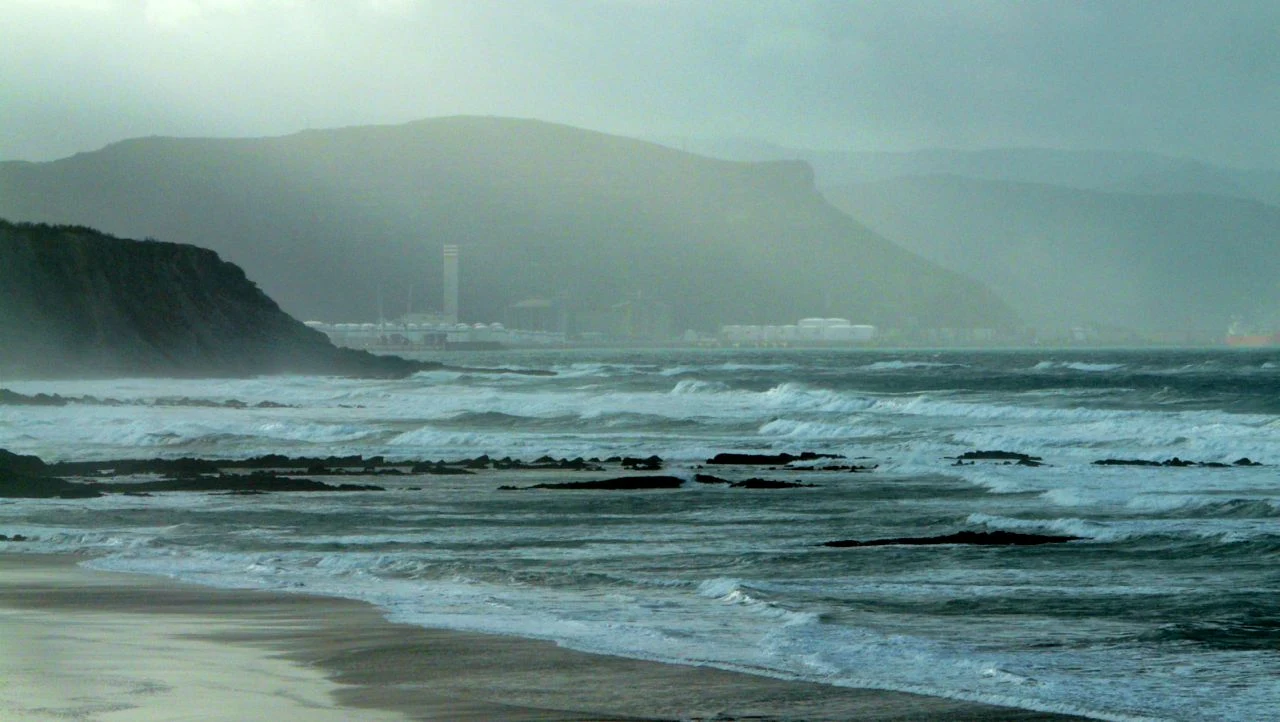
left=0, top=553, right=1091, bottom=721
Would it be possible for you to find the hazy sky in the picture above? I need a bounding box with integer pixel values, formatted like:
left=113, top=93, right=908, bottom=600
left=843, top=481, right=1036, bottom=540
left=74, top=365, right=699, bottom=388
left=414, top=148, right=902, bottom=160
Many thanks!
left=3, top=0, right=1276, bottom=167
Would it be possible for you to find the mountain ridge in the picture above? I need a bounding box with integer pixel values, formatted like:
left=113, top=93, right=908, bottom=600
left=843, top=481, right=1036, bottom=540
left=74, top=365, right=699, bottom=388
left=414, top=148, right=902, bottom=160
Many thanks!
left=823, top=174, right=1280, bottom=335
left=659, top=139, right=1280, bottom=208
left=0, top=116, right=1015, bottom=334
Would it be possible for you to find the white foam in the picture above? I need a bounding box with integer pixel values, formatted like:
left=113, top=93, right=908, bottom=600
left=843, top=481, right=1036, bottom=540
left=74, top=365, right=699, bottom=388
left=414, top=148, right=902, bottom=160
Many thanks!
left=859, top=360, right=966, bottom=371
left=1032, top=361, right=1126, bottom=372
left=669, top=379, right=728, bottom=395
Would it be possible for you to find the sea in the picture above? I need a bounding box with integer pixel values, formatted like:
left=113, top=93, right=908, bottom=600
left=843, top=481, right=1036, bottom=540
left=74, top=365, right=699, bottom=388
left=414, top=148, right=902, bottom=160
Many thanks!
left=2, top=348, right=1278, bottom=721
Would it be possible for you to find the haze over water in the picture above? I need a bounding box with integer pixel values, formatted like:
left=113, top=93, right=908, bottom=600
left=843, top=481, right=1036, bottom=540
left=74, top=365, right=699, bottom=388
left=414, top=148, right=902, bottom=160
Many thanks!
left=3, top=348, right=1278, bottom=721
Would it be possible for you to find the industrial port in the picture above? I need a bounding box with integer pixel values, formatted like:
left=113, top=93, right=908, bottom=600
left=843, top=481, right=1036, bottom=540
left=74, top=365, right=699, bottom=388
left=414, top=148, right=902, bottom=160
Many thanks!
left=305, top=245, right=881, bottom=351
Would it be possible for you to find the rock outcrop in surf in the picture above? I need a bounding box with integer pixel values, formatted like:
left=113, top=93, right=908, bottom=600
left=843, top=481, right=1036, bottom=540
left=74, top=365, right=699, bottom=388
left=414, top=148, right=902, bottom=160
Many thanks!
left=822, top=531, right=1082, bottom=547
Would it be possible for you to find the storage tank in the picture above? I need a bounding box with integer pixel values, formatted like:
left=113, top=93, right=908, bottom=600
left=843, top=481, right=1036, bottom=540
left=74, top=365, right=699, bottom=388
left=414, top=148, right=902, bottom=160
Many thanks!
left=823, top=325, right=857, bottom=341
left=852, top=325, right=877, bottom=342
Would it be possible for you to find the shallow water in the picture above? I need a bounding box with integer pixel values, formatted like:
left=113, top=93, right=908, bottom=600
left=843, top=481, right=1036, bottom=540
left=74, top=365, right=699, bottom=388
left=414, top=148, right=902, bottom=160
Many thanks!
left=2, top=348, right=1278, bottom=721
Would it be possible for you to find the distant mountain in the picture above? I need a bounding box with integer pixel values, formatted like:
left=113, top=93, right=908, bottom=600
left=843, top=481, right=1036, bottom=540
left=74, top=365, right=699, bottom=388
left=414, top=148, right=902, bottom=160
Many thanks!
left=668, top=140, right=1280, bottom=208
left=0, top=220, right=427, bottom=378
left=0, top=117, right=1013, bottom=333
left=824, top=175, right=1280, bottom=335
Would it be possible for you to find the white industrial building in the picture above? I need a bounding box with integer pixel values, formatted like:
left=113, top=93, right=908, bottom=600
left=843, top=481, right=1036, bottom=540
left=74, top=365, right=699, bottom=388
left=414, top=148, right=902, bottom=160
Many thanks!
left=720, top=318, right=876, bottom=346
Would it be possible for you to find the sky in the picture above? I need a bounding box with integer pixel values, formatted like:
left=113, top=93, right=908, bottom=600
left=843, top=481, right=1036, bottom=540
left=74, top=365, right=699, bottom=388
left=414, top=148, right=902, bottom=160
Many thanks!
left=2, top=0, right=1277, bottom=168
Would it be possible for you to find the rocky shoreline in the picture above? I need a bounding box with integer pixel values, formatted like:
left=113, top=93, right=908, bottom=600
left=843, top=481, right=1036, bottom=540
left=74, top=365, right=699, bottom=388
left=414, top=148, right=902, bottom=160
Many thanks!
left=2, top=444, right=1266, bottom=548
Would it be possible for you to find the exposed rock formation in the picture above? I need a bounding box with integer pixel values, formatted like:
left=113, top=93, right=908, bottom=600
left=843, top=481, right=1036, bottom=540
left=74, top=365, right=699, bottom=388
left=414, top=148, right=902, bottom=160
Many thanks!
left=0, top=219, right=431, bottom=378
left=501, top=476, right=685, bottom=491
left=823, top=531, right=1082, bottom=547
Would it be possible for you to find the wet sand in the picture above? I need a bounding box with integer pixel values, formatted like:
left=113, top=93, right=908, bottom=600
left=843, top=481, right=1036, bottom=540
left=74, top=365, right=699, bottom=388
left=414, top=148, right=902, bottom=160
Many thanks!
left=0, top=554, right=1091, bottom=721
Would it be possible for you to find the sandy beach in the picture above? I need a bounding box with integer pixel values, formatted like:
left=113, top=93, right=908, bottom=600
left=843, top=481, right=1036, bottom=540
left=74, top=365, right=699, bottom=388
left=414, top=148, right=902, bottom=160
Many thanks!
left=0, top=553, right=1091, bottom=721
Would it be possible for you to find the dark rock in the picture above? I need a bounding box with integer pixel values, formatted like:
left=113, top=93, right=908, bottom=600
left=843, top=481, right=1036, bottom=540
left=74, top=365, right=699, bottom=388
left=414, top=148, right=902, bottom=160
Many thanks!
left=0, top=449, right=104, bottom=498
left=409, top=462, right=474, bottom=475
left=0, top=219, right=440, bottom=379
left=823, top=530, right=1082, bottom=547
left=47, top=457, right=221, bottom=477
left=706, top=451, right=843, bottom=465
left=0, top=474, right=103, bottom=499
left=1093, top=457, right=1250, bottom=468
left=504, top=476, right=685, bottom=491
left=954, top=450, right=1043, bottom=466
left=0, top=534, right=31, bottom=542
left=0, top=389, right=69, bottom=406
left=95, top=472, right=384, bottom=493
left=693, top=474, right=812, bottom=488
left=790, top=464, right=877, bottom=472
left=730, top=478, right=814, bottom=489
left=463, top=455, right=492, bottom=469
left=0, top=448, right=49, bottom=476
left=621, top=455, right=664, bottom=471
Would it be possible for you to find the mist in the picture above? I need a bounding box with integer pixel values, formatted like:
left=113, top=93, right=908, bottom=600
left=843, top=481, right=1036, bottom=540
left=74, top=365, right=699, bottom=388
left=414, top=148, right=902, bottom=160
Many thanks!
left=2, top=0, right=1278, bottom=345
left=2, top=0, right=1277, bottom=169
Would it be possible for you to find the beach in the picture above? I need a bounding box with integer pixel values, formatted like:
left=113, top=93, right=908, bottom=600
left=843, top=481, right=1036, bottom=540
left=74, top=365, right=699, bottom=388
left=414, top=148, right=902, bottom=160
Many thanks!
left=0, top=554, right=1087, bottom=721
left=2, top=349, right=1276, bottom=720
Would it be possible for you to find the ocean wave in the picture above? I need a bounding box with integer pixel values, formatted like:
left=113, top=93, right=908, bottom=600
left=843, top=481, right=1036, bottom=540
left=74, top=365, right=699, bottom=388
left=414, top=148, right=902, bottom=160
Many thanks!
left=967, top=512, right=1110, bottom=541
left=669, top=378, right=729, bottom=395
left=859, top=360, right=968, bottom=371
left=760, top=382, right=879, bottom=413
left=385, top=426, right=505, bottom=449
left=1031, top=361, right=1126, bottom=372
left=696, top=577, right=818, bottom=626
left=659, top=362, right=795, bottom=376
left=1122, top=495, right=1280, bottom=518
left=968, top=512, right=1280, bottom=545
left=757, top=418, right=881, bottom=440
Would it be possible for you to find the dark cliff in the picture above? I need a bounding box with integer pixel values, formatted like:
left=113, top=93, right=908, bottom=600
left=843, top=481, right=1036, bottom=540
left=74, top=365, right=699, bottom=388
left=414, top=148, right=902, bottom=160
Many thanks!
left=0, top=220, right=425, bottom=378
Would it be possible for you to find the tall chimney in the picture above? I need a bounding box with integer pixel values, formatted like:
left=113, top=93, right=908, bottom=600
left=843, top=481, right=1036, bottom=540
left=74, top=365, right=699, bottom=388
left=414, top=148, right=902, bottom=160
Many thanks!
left=443, top=244, right=459, bottom=323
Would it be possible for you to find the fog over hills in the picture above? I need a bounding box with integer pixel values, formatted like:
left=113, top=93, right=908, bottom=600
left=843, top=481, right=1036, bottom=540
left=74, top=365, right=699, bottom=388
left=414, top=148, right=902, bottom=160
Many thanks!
left=666, top=140, right=1280, bottom=207
left=824, top=175, right=1280, bottom=335
left=0, top=117, right=1013, bottom=334
left=667, top=140, right=1280, bottom=337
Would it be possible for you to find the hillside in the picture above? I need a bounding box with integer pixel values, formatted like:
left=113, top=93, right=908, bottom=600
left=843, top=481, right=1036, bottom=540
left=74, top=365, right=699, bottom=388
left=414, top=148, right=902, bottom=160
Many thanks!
left=664, top=140, right=1280, bottom=207
left=0, top=117, right=1013, bottom=333
left=824, top=175, right=1280, bottom=335
left=0, top=220, right=427, bottom=378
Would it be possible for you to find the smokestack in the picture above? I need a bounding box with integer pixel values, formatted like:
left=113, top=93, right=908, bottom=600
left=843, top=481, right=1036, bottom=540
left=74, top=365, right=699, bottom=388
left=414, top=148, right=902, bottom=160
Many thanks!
left=443, top=244, right=459, bottom=323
